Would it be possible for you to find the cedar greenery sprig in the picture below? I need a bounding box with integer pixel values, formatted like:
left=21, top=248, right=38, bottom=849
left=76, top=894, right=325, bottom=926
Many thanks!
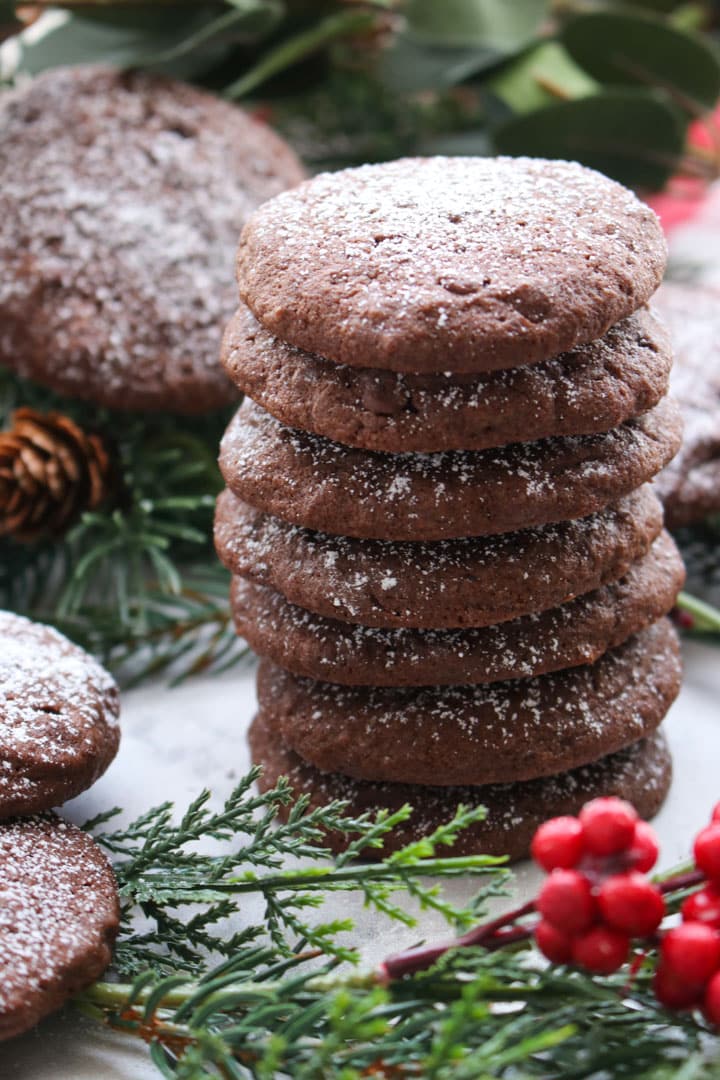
left=87, top=767, right=507, bottom=977
left=74, top=771, right=720, bottom=1078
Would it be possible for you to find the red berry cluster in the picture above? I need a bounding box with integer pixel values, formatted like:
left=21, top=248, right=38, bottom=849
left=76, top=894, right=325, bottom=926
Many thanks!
left=532, top=797, right=664, bottom=974
left=656, top=803, right=720, bottom=1020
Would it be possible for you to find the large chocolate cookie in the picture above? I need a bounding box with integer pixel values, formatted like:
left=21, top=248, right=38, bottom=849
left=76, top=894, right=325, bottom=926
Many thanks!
left=219, top=398, right=681, bottom=541
left=0, top=65, right=305, bottom=413
left=249, top=720, right=672, bottom=862
left=255, top=620, right=680, bottom=786
left=0, top=612, right=120, bottom=817
left=0, top=814, right=119, bottom=1041
left=215, top=486, right=663, bottom=628
left=237, top=156, right=666, bottom=374
left=231, top=530, right=684, bottom=685
left=654, top=282, right=720, bottom=527
left=221, top=304, right=672, bottom=452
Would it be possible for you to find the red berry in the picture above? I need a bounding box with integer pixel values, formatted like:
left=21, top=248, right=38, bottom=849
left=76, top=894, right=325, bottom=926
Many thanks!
left=682, top=885, right=720, bottom=929
left=654, top=964, right=703, bottom=1010
left=712, top=803, right=720, bottom=825
left=536, top=869, right=596, bottom=934
left=531, top=816, right=584, bottom=871
left=535, top=920, right=574, bottom=964
left=661, top=923, right=720, bottom=986
left=579, top=798, right=638, bottom=856
left=598, top=872, right=665, bottom=936
left=704, top=971, right=720, bottom=1026
left=694, top=825, right=720, bottom=883
left=571, top=925, right=629, bottom=974
left=627, top=821, right=660, bottom=873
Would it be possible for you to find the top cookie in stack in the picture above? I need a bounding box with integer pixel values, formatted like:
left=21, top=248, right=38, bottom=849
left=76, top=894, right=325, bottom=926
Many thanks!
left=215, top=156, right=684, bottom=861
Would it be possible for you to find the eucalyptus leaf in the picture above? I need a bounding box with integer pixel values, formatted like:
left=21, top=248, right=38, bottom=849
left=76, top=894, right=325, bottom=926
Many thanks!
left=18, top=3, right=277, bottom=79
left=561, top=9, right=720, bottom=113
left=493, top=89, right=686, bottom=190
left=490, top=41, right=597, bottom=114
left=406, top=0, right=549, bottom=50
left=377, top=35, right=503, bottom=95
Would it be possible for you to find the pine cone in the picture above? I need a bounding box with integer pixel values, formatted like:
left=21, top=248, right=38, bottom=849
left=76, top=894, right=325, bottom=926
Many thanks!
left=0, top=408, right=114, bottom=542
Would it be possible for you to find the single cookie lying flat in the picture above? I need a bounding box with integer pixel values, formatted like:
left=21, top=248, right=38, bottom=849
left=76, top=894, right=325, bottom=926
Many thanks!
left=237, top=156, right=666, bottom=373
left=0, top=814, right=119, bottom=1041
left=249, top=720, right=672, bottom=862
left=222, top=304, right=672, bottom=452
left=219, top=398, right=681, bottom=541
left=654, top=282, right=720, bottom=527
left=215, top=486, right=663, bottom=628
left=255, top=620, right=680, bottom=786
left=0, top=65, right=305, bottom=413
left=231, top=530, right=684, bottom=685
left=0, top=612, right=120, bottom=817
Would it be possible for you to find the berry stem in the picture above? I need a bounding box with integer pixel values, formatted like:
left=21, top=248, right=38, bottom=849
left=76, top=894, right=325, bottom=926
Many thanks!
left=381, top=869, right=706, bottom=980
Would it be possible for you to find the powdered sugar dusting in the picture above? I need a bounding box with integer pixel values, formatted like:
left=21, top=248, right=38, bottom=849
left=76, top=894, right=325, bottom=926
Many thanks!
left=654, top=281, right=720, bottom=524
left=215, top=486, right=663, bottom=628
left=0, top=815, right=118, bottom=1034
left=238, top=156, right=666, bottom=371
left=221, top=303, right=672, bottom=452
left=0, top=611, right=119, bottom=806
left=0, top=66, right=304, bottom=411
left=219, top=398, right=680, bottom=541
left=231, top=530, right=683, bottom=685
left=257, top=620, right=680, bottom=785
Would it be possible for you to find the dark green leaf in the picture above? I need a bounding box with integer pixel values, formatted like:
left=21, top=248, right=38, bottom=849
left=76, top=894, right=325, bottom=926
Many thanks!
left=490, top=40, right=597, bottom=113
left=378, top=35, right=502, bottom=95
left=18, top=2, right=278, bottom=79
left=493, top=89, right=686, bottom=190
left=405, top=0, right=549, bottom=50
left=562, top=9, right=720, bottom=113
left=223, top=8, right=374, bottom=99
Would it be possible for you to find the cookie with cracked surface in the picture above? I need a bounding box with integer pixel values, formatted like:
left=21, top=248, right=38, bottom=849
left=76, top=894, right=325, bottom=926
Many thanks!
left=215, top=486, right=664, bottom=629
left=221, top=304, right=672, bottom=452
left=218, top=398, right=680, bottom=542
left=654, top=281, right=720, bottom=527
left=255, top=620, right=681, bottom=787
left=0, top=813, right=119, bottom=1041
left=0, top=611, right=120, bottom=818
left=237, top=156, right=666, bottom=374
left=249, top=721, right=672, bottom=862
left=230, top=530, right=684, bottom=685
left=0, top=65, right=305, bottom=413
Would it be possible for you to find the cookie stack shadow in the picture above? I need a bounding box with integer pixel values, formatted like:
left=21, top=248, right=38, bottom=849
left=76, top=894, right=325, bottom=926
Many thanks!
left=214, top=156, right=686, bottom=861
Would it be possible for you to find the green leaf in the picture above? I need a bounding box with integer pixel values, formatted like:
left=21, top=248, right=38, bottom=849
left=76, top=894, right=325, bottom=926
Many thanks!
left=405, top=0, right=549, bottom=50
left=490, top=40, right=598, bottom=114
left=223, top=8, right=374, bottom=99
left=378, top=36, right=502, bottom=94
left=493, top=89, right=686, bottom=190
left=18, top=2, right=278, bottom=79
left=561, top=9, right=720, bottom=113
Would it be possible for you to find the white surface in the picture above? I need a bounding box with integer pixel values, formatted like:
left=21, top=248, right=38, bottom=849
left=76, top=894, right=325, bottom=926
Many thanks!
left=3, top=639, right=720, bottom=1078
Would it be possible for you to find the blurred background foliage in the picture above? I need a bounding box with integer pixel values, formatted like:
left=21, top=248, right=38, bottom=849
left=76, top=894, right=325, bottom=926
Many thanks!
left=2, top=0, right=720, bottom=191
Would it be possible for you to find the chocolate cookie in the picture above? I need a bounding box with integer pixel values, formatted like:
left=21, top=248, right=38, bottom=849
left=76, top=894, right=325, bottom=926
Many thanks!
left=654, top=282, right=720, bottom=527
left=255, top=620, right=680, bottom=787
left=237, top=156, right=666, bottom=374
left=215, top=486, right=663, bottom=628
left=0, top=65, right=305, bottom=413
left=219, top=398, right=680, bottom=541
left=231, top=530, right=684, bottom=685
left=0, top=612, right=120, bottom=818
left=0, top=814, right=118, bottom=1041
left=249, top=720, right=672, bottom=861
left=221, top=304, right=672, bottom=452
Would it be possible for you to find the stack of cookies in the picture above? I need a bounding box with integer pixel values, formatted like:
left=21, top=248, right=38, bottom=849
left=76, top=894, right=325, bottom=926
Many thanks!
left=215, top=156, right=685, bottom=860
